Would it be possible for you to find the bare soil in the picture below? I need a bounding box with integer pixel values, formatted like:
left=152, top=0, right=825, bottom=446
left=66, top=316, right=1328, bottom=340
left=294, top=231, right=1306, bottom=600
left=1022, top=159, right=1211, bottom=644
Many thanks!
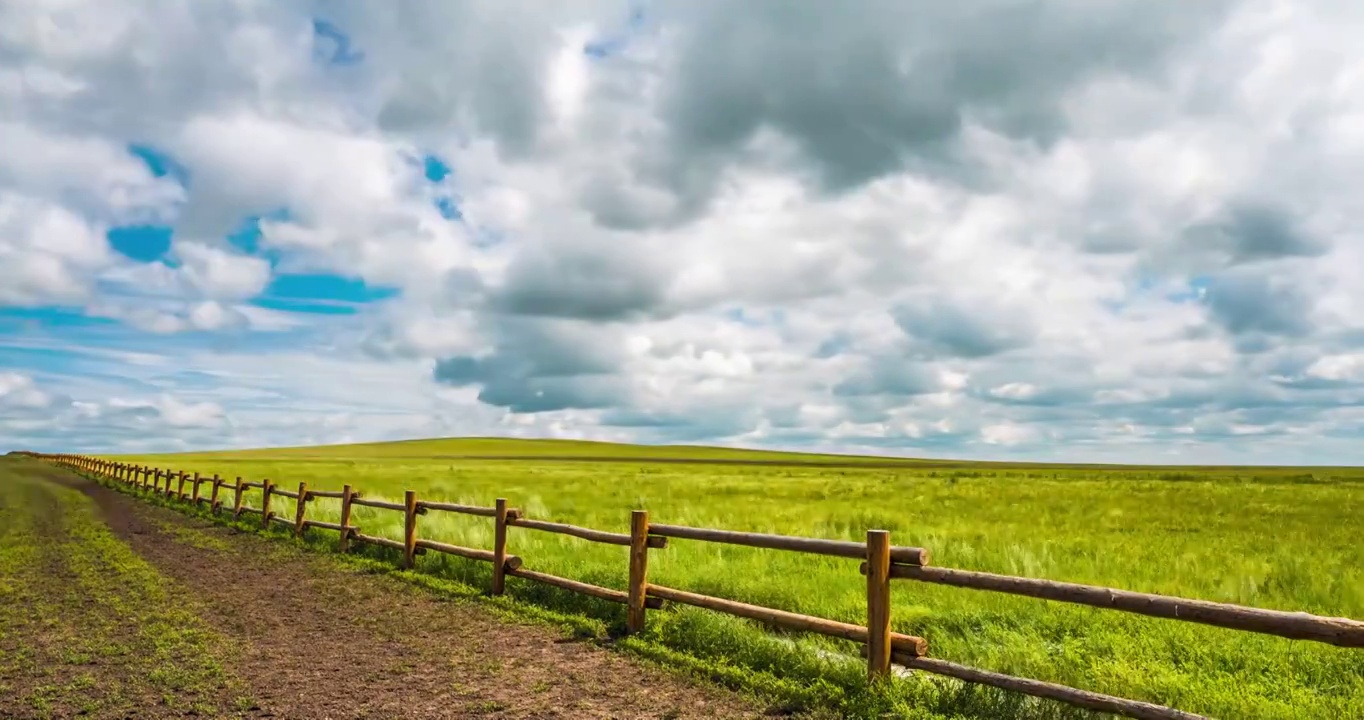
left=6, top=464, right=765, bottom=719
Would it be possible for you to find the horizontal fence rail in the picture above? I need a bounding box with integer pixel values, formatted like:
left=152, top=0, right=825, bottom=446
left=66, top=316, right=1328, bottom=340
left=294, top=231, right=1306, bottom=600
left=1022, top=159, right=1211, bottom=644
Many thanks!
left=858, top=563, right=1364, bottom=648
left=25, top=451, right=1364, bottom=720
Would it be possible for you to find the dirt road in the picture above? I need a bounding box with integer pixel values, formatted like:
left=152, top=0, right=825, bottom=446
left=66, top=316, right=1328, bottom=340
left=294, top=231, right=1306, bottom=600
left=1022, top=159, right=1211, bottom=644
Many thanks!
left=0, top=458, right=764, bottom=719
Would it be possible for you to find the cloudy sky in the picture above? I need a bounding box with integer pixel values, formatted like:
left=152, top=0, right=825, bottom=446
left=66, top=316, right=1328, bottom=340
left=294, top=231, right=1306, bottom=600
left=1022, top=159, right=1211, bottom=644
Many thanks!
left=3, top=1, right=1364, bottom=463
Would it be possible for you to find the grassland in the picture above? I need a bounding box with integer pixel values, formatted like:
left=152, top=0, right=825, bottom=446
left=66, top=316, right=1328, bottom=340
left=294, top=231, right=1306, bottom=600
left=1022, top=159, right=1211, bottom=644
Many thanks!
left=114, top=438, right=1364, bottom=719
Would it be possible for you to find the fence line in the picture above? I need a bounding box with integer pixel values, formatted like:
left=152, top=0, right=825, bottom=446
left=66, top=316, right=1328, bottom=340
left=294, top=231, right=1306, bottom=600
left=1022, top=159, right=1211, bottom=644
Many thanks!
left=25, top=452, right=1364, bottom=720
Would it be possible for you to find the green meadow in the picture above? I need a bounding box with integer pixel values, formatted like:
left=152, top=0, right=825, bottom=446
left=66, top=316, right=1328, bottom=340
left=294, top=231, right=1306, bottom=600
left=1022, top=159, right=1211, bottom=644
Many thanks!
left=113, top=438, right=1364, bottom=719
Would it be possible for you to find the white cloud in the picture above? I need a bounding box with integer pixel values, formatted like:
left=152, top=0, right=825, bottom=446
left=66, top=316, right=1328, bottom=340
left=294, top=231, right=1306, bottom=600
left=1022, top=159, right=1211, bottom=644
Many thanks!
left=174, top=242, right=271, bottom=300
left=0, top=194, right=112, bottom=306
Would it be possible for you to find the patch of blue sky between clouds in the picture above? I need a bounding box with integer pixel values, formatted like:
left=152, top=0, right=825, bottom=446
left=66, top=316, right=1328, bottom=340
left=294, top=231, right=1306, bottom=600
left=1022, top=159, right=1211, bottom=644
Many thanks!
left=128, top=143, right=189, bottom=186
left=312, top=19, right=364, bottom=66
left=226, top=210, right=290, bottom=263
left=421, top=154, right=463, bottom=220
left=106, top=224, right=173, bottom=262
left=423, top=154, right=451, bottom=182
left=254, top=273, right=398, bottom=316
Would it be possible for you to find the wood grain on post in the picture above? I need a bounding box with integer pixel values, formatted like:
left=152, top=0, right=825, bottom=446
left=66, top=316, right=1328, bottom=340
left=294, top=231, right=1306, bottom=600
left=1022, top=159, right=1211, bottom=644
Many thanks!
left=209, top=474, right=222, bottom=513
left=865, top=529, right=892, bottom=681
left=338, top=484, right=354, bottom=553
left=872, top=564, right=1364, bottom=648
left=403, top=490, right=418, bottom=569
left=885, top=651, right=1206, bottom=720
left=293, top=481, right=309, bottom=536
left=233, top=477, right=245, bottom=518
left=190, top=472, right=201, bottom=504
left=492, top=498, right=509, bottom=595
left=260, top=479, right=273, bottom=529
left=626, top=510, right=650, bottom=634
left=176, top=471, right=187, bottom=500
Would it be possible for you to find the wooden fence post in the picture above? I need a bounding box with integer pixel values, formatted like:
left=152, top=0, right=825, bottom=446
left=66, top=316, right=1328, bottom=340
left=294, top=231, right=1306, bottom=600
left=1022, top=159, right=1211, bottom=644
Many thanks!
left=403, top=490, right=418, bottom=569
left=866, top=529, right=892, bottom=681
left=261, top=479, right=273, bottom=529
left=627, top=510, right=650, bottom=634
left=162, top=470, right=172, bottom=497
left=176, top=471, right=187, bottom=500
left=233, top=477, right=245, bottom=519
left=293, top=482, right=309, bottom=536
left=492, top=498, right=509, bottom=595
left=191, top=472, right=202, bottom=505
left=338, top=485, right=354, bottom=553
left=209, top=474, right=222, bottom=513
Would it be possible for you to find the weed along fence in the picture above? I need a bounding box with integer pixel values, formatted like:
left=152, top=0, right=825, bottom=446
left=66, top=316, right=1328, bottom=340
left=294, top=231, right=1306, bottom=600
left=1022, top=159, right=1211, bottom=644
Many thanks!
left=29, top=453, right=1364, bottom=720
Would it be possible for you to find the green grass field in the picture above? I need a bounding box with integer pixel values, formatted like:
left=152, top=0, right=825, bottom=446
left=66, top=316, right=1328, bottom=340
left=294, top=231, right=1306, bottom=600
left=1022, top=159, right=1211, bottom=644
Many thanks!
left=112, top=438, right=1364, bottom=719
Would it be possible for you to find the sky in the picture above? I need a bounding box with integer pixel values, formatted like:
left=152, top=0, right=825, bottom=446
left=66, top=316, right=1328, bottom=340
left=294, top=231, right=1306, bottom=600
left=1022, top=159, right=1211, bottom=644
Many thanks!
left=3, top=1, right=1364, bottom=464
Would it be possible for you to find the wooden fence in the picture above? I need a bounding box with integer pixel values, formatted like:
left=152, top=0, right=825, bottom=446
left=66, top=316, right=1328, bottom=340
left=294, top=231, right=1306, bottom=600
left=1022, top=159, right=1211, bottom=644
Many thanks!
left=27, top=452, right=1364, bottom=720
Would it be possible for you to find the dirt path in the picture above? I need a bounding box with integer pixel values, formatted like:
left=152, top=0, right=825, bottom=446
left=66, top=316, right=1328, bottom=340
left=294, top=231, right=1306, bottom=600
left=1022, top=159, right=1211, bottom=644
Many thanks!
left=3, top=460, right=766, bottom=720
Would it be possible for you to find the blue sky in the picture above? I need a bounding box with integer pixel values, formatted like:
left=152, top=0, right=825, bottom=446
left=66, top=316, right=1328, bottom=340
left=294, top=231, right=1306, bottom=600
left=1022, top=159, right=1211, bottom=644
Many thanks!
left=4, top=2, right=1364, bottom=463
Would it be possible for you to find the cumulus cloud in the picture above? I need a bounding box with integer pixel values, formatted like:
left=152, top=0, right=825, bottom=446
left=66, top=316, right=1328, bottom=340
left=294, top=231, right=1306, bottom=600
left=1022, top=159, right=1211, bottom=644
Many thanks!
left=4, top=0, right=1364, bottom=462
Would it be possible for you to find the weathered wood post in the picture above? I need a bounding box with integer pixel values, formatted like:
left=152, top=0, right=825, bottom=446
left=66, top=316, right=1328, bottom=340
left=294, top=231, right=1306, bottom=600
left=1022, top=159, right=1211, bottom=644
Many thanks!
left=209, top=474, right=222, bottom=513
left=866, top=529, right=892, bottom=681
left=627, top=510, right=651, bottom=634
left=293, top=481, right=309, bottom=536
left=403, top=490, right=418, bottom=569
left=233, top=477, right=245, bottom=519
left=190, top=472, right=202, bottom=505
left=492, top=498, right=509, bottom=595
left=162, top=470, right=173, bottom=497
left=175, top=471, right=187, bottom=500
left=338, top=485, right=354, bottom=553
left=261, top=479, right=274, bottom=529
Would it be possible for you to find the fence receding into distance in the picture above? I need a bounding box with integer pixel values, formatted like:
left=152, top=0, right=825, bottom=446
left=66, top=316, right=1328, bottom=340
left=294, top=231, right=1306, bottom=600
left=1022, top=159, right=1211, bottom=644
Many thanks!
left=26, top=452, right=1364, bottom=720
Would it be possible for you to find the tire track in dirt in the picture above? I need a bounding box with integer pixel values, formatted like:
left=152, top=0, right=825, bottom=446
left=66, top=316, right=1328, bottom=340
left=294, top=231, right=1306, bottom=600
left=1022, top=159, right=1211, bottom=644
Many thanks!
left=61, top=473, right=766, bottom=720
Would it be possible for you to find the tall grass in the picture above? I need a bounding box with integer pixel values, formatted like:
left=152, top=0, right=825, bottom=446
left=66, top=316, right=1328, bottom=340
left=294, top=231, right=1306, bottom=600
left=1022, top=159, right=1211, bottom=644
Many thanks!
left=116, top=440, right=1364, bottom=719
